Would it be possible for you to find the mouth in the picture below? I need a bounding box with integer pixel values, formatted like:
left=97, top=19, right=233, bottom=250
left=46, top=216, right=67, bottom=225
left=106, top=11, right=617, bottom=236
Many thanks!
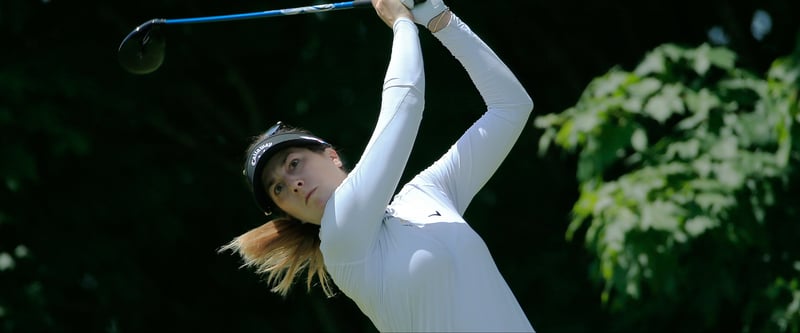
left=305, top=188, right=317, bottom=205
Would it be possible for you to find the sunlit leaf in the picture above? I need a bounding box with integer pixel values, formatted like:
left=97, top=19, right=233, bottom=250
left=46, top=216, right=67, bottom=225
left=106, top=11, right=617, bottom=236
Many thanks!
left=695, top=191, right=735, bottom=215
left=0, top=252, right=14, bottom=271
left=14, top=245, right=29, bottom=258
left=631, top=128, right=648, bottom=152
left=693, top=44, right=737, bottom=74
left=625, top=278, right=641, bottom=299
left=659, top=44, right=685, bottom=63
left=538, top=128, right=557, bottom=156
left=619, top=171, right=665, bottom=202
left=720, top=76, right=768, bottom=96
left=622, top=97, right=644, bottom=113
left=644, top=85, right=685, bottom=123
left=768, top=56, right=800, bottom=84
left=555, top=119, right=579, bottom=149
left=684, top=215, right=718, bottom=236
left=533, top=113, right=563, bottom=129
left=680, top=89, right=718, bottom=130
left=665, top=139, right=701, bottom=160
left=693, top=44, right=713, bottom=75
left=690, top=155, right=712, bottom=178
left=640, top=201, right=682, bottom=231
left=592, top=71, right=631, bottom=98
left=714, top=161, right=744, bottom=187
left=634, top=50, right=667, bottom=76
left=736, top=111, right=776, bottom=146
left=672, top=229, right=688, bottom=243
left=710, top=135, right=738, bottom=160
left=573, top=110, right=602, bottom=133
left=628, top=78, right=662, bottom=98
left=707, top=46, right=737, bottom=71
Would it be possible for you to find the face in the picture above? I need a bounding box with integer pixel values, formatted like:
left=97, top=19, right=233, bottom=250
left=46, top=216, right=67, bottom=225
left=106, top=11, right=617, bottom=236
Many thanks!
left=261, top=147, right=347, bottom=225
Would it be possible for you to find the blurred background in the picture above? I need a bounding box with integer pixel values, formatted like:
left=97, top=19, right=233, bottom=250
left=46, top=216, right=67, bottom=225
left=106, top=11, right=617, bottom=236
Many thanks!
left=1, top=0, right=798, bottom=332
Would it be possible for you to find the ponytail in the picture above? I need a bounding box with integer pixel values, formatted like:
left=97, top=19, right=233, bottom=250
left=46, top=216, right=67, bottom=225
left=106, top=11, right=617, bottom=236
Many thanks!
left=220, top=217, right=335, bottom=297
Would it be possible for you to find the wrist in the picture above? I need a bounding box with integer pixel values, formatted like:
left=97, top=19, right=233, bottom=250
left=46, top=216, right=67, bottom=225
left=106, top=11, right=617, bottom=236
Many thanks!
left=427, top=9, right=451, bottom=32
left=393, top=16, right=416, bottom=30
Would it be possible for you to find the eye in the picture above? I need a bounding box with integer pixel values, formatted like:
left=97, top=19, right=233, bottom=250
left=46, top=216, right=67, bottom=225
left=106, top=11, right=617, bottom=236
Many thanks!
left=273, top=183, right=284, bottom=196
left=288, top=158, right=300, bottom=170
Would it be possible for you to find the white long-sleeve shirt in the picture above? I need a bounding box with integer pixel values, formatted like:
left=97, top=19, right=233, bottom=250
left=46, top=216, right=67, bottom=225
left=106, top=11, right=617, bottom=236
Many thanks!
left=319, top=15, right=534, bottom=332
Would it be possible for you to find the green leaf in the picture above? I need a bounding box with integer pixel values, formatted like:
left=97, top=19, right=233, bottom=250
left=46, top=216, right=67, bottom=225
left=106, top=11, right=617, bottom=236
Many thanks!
left=634, top=50, right=667, bottom=76
left=628, top=79, right=663, bottom=99
left=707, top=46, right=737, bottom=71
left=694, top=191, right=735, bottom=216
left=591, top=71, right=631, bottom=98
left=603, top=207, right=636, bottom=248
left=573, top=109, right=603, bottom=133
left=692, top=44, right=736, bottom=75
left=692, top=155, right=713, bottom=178
left=533, top=113, right=562, bottom=129
left=665, top=139, right=701, bottom=160
left=644, top=84, right=685, bottom=123
left=640, top=201, right=682, bottom=231
left=14, top=245, right=29, bottom=258
left=658, top=44, right=686, bottom=63
left=719, top=76, right=769, bottom=97
left=679, top=89, right=718, bottom=130
left=684, top=215, right=718, bottom=236
left=568, top=190, right=597, bottom=241
left=693, top=44, right=713, bottom=76
left=576, top=122, right=636, bottom=181
left=0, top=253, right=14, bottom=271
left=709, top=135, right=738, bottom=160
left=619, top=169, right=668, bottom=202
left=538, top=128, right=556, bottom=155
left=768, top=56, right=800, bottom=84
left=714, top=161, right=744, bottom=188
left=555, top=119, right=579, bottom=149
left=631, top=128, right=648, bottom=152
left=577, top=152, right=599, bottom=182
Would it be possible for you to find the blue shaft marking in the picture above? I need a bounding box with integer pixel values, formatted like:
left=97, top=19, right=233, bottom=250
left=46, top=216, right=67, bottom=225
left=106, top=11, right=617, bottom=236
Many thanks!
left=164, top=1, right=358, bottom=25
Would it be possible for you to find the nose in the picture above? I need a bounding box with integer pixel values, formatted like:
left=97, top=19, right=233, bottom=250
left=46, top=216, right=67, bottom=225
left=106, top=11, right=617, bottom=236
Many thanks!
left=290, top=179, right=304, bottom=193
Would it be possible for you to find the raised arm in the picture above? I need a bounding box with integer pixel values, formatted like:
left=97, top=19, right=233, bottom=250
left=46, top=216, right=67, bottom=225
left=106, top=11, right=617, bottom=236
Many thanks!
left=416, top=12, right=533, bottom=215
left=320, top=14, right=425, bottom=263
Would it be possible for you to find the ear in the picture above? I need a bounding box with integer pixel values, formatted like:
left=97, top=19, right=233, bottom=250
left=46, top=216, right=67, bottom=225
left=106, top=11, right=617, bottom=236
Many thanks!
left=325, top=147, right=343, bottom=168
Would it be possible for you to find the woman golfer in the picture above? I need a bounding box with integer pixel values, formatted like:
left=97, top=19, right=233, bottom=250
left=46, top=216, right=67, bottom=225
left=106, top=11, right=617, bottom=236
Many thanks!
left=223, top=0, right=535, bottom=331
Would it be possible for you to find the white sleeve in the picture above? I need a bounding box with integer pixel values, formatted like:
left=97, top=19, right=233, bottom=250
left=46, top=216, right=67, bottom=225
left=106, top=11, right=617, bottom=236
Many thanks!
left=415, top=13, right=533, bottom=215
left=320, top=18, right=425, bottom=263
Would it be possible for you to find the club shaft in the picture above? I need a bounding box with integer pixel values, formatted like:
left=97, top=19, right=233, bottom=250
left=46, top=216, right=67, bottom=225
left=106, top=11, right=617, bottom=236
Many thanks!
left=162, top=0, right=372, bottom=25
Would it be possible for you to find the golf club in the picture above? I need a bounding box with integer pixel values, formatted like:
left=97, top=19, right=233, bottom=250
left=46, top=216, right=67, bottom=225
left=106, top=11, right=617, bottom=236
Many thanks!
left=118, top=0, right=378, bottom=74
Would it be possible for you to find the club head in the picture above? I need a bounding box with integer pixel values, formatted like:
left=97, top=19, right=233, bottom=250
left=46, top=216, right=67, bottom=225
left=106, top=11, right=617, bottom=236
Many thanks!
left=118, top=19, right=167, bottom=75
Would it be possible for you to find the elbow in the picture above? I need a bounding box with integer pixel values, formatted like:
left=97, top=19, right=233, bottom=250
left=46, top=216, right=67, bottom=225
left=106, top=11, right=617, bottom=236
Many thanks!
left=506, top=86, right=534, bottom=115
left=407, top=86, right=426, bottom=115
left=522, top=94, right=534, bottom=114
left=514, top=91, right=534, bottom=116
left=488, top=90, right=533, bottom=121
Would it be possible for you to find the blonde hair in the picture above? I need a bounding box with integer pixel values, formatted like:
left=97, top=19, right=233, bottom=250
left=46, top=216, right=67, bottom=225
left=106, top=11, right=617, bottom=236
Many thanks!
left=219, top=217, right=335, bottom=297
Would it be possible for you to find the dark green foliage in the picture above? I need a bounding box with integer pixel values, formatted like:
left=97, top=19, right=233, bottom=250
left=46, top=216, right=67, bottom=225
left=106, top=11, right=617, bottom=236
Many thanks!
left=537, top=42, right=800, bottom=332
